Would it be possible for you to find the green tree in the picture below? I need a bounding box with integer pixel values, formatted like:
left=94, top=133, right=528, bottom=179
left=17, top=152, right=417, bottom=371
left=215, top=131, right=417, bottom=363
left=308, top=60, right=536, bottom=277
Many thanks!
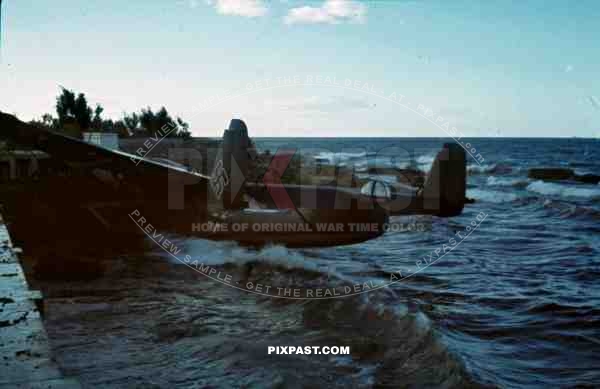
left=176, top=117, right=191, bottom=138
left=139, top=107, right=157, bottom=135
left=51, top=88, right=190, bottom=138
left=56, top=88, right=76, bottom=124
left=55, top=87, right=93, bottom=137
left=73, top=93, right=92, bottom=130
left=28, top=113, right=58, bottom=131
left=123, top=112, right=140, bottom=134
left=92, top=104, right=104, bottom=131
left=41, top=113, right=54, bottom=128
left=139, top=106, right=182, bottom=137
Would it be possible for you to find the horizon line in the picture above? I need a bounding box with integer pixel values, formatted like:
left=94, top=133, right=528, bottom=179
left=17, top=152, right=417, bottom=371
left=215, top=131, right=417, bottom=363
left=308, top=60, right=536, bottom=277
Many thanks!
left=196, top=135, right=599, bottom=140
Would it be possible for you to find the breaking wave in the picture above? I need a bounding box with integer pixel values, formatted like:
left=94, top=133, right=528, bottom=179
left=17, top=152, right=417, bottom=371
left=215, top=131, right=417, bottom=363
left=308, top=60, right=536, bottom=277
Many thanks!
left=415, top=154, right=436, bottom=172
left=467, top=188, right=518, bottom=203
left=468, top=163, right=513, bottom=175
left=39, top=239, right=480, bottom=388
left=526, top=180, right=600, bottom=200
left=486, top=176, right=530, bottom=188
left=314, top=151, right=369, bottom=166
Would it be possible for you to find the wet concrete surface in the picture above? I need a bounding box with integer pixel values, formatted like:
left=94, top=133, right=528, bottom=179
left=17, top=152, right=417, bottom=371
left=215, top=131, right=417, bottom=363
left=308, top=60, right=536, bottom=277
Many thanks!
left=0, top=218, right=81, bottom=389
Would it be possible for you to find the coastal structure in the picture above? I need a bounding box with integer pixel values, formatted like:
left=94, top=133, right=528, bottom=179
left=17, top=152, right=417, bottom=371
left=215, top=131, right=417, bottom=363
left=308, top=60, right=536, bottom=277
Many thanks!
left=0, top=217, right=80, bottom=388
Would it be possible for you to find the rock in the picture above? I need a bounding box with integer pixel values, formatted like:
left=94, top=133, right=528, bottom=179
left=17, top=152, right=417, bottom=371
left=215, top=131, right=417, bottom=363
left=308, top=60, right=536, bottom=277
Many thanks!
left=576, top=174, right=600, bottom=185
left=528, top=168, right=574, bottom=181
left=528, top=168, right=600, bottom=185
left=488, top=163, right=512, bottom=175
left=0, top=297, right=15, bottom=305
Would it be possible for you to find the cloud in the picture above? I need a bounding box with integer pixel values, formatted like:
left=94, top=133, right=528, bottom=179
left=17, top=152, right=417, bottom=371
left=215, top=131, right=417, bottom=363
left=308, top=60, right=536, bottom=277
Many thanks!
left=206, top=0, right=268, bottom=17
left=284, top=0, right=367, bottom=25
left=588, top=95, right=600, bottom=110
left=564, top=64, right=573, bottom=73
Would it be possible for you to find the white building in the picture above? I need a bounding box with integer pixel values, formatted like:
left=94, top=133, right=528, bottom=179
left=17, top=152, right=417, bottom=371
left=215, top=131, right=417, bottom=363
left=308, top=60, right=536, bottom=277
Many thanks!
left=82, top=132, right=119, bottom=150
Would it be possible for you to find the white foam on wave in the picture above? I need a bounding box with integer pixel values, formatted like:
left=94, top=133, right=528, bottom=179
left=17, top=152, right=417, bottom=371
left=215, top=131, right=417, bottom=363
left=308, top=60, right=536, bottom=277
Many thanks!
left=354, top=160, right=369, bottom=172
left=415, top=154, right=435, bottom=172
left=526, top=180, right=600, bottom=200
left=468, top=164, right=495, bottom=174
left=467, top=188, right=518, bottom=203
left=313, top=151, right=414, bottom=171
left=171, top=238, right=335, bottom=274
left=574, top=169, right=594, bottom=176
left=314, top=151, right=368, bottom=166
left=486, top=176, right=529, bottom=187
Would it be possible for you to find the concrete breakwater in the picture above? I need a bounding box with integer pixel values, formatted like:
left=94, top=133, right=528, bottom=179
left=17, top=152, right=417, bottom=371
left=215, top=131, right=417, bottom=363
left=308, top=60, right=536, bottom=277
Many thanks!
left=0, top=216, right=81, bottom=388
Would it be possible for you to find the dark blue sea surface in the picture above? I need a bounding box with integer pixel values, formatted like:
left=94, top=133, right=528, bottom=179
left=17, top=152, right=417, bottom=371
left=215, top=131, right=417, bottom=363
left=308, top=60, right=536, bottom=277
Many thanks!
left=249, top=137, right=600, bottom=388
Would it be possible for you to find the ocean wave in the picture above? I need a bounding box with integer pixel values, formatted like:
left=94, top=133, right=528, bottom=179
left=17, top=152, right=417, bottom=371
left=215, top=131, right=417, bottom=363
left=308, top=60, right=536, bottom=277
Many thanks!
left=466, top=188, right=518, bottom=203
left=298, top=297, right=477, bottom=387
left=147, top=237, right=480, bottom=386
left=526, top=180, right=600, bottom=200
left=230, top=261, right=479, bottom=387
left=314, top=151, right=368, bottom=166
left=312, top=151, right=413, bottom=171
left=468, top=163, right=513, bottom=175
left=177, top=239, right=330, bottom=275
left=524, top=302, right=600, bottom=320
left=486, top=176, right=530, bottom=188
left=574, top=168, right=598, bottom=176
left=415, top=154, right=435, bottom=172
left=39, top=245, right=481, bottom=389
left=542, top=200, right=600, bottom=220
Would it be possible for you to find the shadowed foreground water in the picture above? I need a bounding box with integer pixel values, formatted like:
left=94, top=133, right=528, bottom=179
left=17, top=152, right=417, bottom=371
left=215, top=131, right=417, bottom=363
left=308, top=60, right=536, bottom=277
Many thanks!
left=37, top=253, right=479, bottom=388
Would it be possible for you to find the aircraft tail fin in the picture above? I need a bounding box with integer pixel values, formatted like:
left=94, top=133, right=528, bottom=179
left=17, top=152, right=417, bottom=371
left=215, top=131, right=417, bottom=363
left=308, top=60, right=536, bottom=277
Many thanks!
left=222, top=119, right=250, bottom=209
left=421, top=143, right=467, bottom=217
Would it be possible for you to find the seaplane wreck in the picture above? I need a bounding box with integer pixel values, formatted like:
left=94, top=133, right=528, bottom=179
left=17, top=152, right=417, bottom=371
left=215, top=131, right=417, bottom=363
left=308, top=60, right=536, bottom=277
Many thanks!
left=0, top=111, right=468, bottom=250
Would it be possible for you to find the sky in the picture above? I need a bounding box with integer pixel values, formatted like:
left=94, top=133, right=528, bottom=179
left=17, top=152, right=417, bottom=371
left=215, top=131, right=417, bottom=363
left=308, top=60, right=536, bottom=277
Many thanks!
left=1, top=0, right=599, bottom=137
